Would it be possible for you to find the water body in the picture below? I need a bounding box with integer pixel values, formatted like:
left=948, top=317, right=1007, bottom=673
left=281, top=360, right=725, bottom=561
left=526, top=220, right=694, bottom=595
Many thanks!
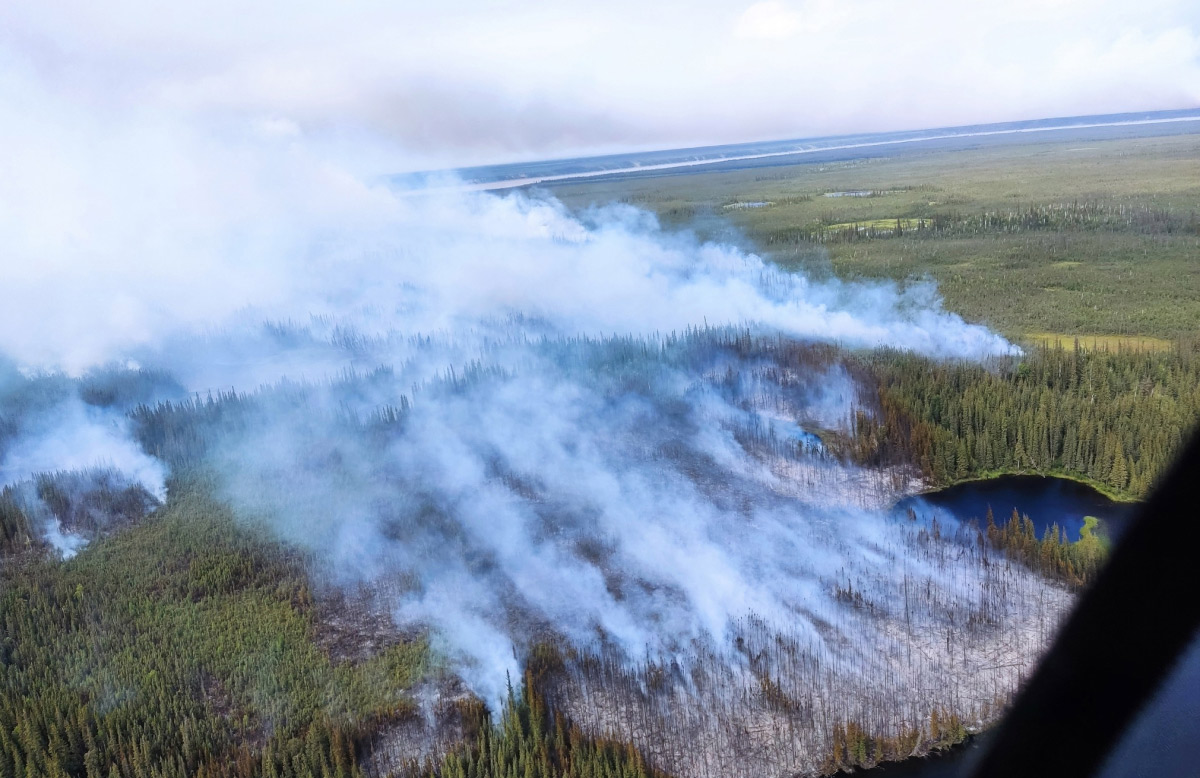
left=844, top=736, right=983, bottom=776
left=897, top=474, right=1135, bottom=542
left=391, top=108, right=1200, bottom=192
left=824, top=190, right=877, bottom=198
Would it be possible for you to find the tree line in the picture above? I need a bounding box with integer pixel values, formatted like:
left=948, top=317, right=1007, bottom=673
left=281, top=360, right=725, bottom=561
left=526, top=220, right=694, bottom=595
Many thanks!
left=767, top=201, right=1200, bottom=246
left=982, top=508, right=1107, bottom=589
left=849, top=341, right=1200, bottom=499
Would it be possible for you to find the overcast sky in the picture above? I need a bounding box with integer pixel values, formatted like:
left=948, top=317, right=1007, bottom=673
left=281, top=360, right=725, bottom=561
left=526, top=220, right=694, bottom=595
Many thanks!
left=2, top=0, right=1199, bottom=171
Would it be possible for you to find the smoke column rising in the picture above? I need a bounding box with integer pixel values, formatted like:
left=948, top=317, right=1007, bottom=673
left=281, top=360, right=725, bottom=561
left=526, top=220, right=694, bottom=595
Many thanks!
left=0, top=54, right=1034, bottom=710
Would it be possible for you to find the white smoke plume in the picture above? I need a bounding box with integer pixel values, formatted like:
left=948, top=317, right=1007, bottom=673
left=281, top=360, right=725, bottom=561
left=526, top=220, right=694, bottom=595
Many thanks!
left=0, top=44, right=1016, bottom=375
left=0, top=41, right=1043, bottom=730
left=0, top=397, right=166, bottom=500
left=0, top=364, right=173, bottom=553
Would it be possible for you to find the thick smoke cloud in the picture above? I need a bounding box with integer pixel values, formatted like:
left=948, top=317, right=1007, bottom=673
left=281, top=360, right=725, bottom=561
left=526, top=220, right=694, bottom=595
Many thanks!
left=0, top=50, right=1034, bottom=713
left=0, top=396, right=166, bottom=499
left=0, top=54, right=1013, bottom=374
left=0, top=363, right=174, bottom=554
left=165, top=328, right=910, bottom=705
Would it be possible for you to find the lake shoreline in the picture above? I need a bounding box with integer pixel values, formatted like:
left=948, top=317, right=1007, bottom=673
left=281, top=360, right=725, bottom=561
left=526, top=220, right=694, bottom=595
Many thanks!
left=898, top=470, right=1136, bottom=544
left=916, top=468, right=1140, bottom=506
left=839, top=733, right=983, bottom=776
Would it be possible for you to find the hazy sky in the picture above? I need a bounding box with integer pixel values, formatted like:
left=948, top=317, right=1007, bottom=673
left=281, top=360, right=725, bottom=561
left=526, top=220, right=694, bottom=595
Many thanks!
left=3, top=0, right=1199, bottom=170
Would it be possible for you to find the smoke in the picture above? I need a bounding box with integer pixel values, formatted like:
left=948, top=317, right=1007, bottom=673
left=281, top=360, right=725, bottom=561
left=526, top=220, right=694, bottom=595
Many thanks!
left=4, top=1, right=1197, bottom=167
left=40, top=517, right=88, bottom=559
left=0, top=44, right=1034, bottom=713
left=2, top=469, right=159, bottom=560
left=0, top=396, right=167, bottom=500
left=0, top=44, right=1017, bottom=374
left=0, top=364, right=173, bottom=553
left=173, top=334, right=897, bottom=702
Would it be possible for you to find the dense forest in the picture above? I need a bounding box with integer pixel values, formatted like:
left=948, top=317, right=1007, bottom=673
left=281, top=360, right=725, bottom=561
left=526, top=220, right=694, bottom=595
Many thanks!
left=0, top=481, right=677, bottom=778
left=849, top=341, right=1200, bottom=499
left=983, top=508, right=1108, bottom=588
left=772, top=200, right=1200, bottom=245
left=0, top=485, right=409, bottom=778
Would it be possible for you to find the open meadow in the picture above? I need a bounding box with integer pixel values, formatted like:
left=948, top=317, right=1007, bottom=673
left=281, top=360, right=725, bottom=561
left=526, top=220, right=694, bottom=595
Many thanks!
left=550, top=133, right=1200, bottom=345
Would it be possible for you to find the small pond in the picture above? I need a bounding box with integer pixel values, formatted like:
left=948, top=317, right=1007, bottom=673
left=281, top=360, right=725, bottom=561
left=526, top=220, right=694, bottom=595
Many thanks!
left=896, top=474, right=1136, bottom=543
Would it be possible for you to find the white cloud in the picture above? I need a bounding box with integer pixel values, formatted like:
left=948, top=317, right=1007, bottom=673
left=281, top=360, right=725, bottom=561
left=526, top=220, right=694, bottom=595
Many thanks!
left=735, top=2, right=803, bottom=40
left=0, top=0, right=1197, bottom=168
left=735, top=0, right=853, bottom=40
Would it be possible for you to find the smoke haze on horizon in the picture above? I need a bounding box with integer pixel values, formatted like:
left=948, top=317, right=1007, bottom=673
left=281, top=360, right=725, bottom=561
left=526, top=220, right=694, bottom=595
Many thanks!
left=1, top=0, right=1198, bottom=171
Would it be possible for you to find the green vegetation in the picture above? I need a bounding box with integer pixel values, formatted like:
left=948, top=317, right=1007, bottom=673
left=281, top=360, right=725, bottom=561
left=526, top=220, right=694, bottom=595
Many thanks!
left=846, top=343, right=1200, bottom=499
left=0, top=474, right=665, bottom=778
left=551, top=133, right=1200, bottom=341
left=1078, top=516, right=1110, bottom=552
left=429, top=675, right=661, bottom=778
left=0, top=487, right=36, bottom=555
left=820, top=718, right=926, bottom=773
left=1025, top=333, right=1173, bottom=353
left=818, top=217, right=925, bottom=235
left=0, top=482, right=429, bottom=778
left=983, top=508, right=1108, bottom=587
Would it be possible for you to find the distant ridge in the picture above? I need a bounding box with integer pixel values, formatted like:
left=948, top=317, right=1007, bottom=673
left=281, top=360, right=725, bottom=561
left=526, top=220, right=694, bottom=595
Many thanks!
left=392, top=107, right=1200, bottom=192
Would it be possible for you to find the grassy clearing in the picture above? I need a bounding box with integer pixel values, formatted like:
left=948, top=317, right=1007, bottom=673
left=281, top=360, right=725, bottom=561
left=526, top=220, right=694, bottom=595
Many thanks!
left=823, top=218, right=925, bottom=231
left=1079, top=516, right=1112, bottom=554
left=1024, top=332, right=1174, bottom=352
left=549, top=133, right=1200, bottom=340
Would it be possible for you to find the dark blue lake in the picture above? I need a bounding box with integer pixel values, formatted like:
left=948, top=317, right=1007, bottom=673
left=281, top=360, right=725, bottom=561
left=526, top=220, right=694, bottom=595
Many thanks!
left=895, top=474, right=1136, bottom=543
